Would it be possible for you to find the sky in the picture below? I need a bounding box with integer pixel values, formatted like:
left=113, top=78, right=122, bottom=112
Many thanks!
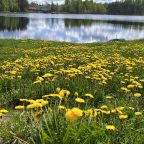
left=28, top=0, right=118, bottom=4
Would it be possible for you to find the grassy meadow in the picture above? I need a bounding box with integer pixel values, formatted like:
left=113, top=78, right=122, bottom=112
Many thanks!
left=0, top=39, right=144, bottom=144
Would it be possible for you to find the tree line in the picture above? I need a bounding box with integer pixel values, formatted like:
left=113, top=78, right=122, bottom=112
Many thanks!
left=63, top=0, right=144, bottom=15
left=108, top=0, right=144, bottom=15
left=63, top=0, right=107, bottom=14
left=51, top=0, right=144, bottom=15
left=0, top=0, right=144, bottom=15
left=0, top=0, right=28, bottom=12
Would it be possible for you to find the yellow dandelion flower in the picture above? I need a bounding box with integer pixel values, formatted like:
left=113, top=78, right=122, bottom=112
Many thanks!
left=74, top=92, right=79, bottom=97
left=128, top=107, right=135, bottom=110
left=27, top=103, right=43, bottom=109
left=58, top=105, right=66, bottom=109
left=134, top=93, right=141, bottom=97
left=135, top=112, right=142, bottom=116
left=100, top=105, right=108, bottom=109
left=127, top=84, right=135, bottom=89
left=119, top=114, right=128, bottom=119
left=20, top=99, right=28, bottom=102
left=111, top=109, right=117, bottom=113
left=75, top=98, right=85, bottom=103
left=0, top=109, right=8, bottom=113
left=43, top=94, right=62, bottom=99
left=33, top=80, right=42, bottom=84
left=105, top=125, right=116, bottom=131
left=116, top=106, right=125, bottom=111
left=10, top=70, right=17, bottom=75
left=65, top=108, right=83, bottom=122
left=42, top=73, right=53, bottom=78
left=56, top=87, right=61, bottom=93
left=85, top=93, right=94, bottom=98
left=41, top=100, right=48, bottom=106
left=15, top=106, right=25, bottom=109
left=106, top=96, right=113, bottom=99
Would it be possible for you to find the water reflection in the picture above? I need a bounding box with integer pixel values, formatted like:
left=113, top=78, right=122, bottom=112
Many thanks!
left=0, top=14, right=144, bottom=43
left=0, top=17, right=29, bottom=31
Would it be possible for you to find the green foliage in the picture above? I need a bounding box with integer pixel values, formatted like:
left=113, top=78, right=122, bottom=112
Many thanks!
left=108, top=0, right=144, bottom=15
left=62, top=0, right=144, bottom=15
left=0, top=0, right=28, bottom=12
left=63, top=0, right=107, bottom=14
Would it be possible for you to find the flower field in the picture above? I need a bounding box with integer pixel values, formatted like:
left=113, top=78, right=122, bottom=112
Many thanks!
left=0, top=39, right=144, bottom=144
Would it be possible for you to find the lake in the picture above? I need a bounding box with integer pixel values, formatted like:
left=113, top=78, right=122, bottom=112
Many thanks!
left=0, top=13, right=144, bottom=43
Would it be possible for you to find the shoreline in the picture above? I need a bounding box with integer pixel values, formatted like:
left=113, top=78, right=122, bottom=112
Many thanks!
left=0, top=38, right=143, bottom=45
left=0, top=12, right=144, bottom=23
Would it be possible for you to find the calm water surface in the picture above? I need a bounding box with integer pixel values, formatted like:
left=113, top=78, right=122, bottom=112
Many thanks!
left=0, top=13, right=144, bottom=43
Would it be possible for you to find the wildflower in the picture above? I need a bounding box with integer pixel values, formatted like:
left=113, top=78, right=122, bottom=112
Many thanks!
left=116, top=106, right=125, bottom=111
left=105, top=125, right=116, bottom=131
left=75, top=98, right=85, bottom=103
left=127, top=84, right=134, bottom=89
left=111, top=109, right=117, bottom=113
left=121, top=87, right=130, bottom=93
left=134, top=93, right=141, bottom=97
left=135, top=112, right=142, bottom=116
left=17, top=76, right=22, bottom=79
left=84, top=109, right=93, bottom=117
left=41, top=100, right=48, bottom=106
left=140, top=79, right=144, bottom=82
left=0, top=109, right=8, bottom=113
left=106, top=96, right=113, bottom=99
left=65, top=108, right=83, bottom=122
left=128, top=107, right=134, bottom=110
left=119, top=114, right=128, bottom=120
left=33, top=80, right=42, bottom=84
left=59, top=90, right=65, bottom=98
left=59, top=90, right=70, bottom=97
left=15, top=106, right=25, bottom=109
left=37, top=76, right=44, bottom=81
left=27, top=103, right=43, bottom=109
left=65, top=90, right=70, bottom=97
left=138, top=85, right=143, bottom=89
left=43, top=94, right=62, bottom=99
left=42, top=73, right=53, bottom=78
left=74, top=92, right=79, bottom=97
left=56, top=87, right=61, bottom=93
left=10, top=70, right=17, bottom=75
left=20, top=99, right=28, bottom=102
left=100, top=105, right=108, bottom=109
left=85, top=93, right=94, bottom=98
left=101, top=110, right=111, bottom=115
left=58, top=105, right=66, bottom=109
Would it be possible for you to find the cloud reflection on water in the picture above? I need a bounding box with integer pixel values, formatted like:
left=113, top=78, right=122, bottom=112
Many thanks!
left=0, top=16, right=144, bottom=43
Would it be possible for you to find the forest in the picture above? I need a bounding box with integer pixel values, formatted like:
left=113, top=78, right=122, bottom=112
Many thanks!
left=0, top=0, right=28, bottom=12
left=63, top=0, right=144, bottom=15
left=0, top=0, right=144, bottom=15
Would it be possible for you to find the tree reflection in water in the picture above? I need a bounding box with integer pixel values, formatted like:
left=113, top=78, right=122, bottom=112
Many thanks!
left=0, top=15, right=144, bottom=42
left=0, top=16, right=29, bottom=31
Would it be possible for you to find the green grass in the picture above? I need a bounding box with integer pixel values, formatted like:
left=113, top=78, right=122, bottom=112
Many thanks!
left=0, top=39, right=144, bottom=144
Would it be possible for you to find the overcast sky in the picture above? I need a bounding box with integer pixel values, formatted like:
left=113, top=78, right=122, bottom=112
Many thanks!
left=28, top=0, right=118, bottom=4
